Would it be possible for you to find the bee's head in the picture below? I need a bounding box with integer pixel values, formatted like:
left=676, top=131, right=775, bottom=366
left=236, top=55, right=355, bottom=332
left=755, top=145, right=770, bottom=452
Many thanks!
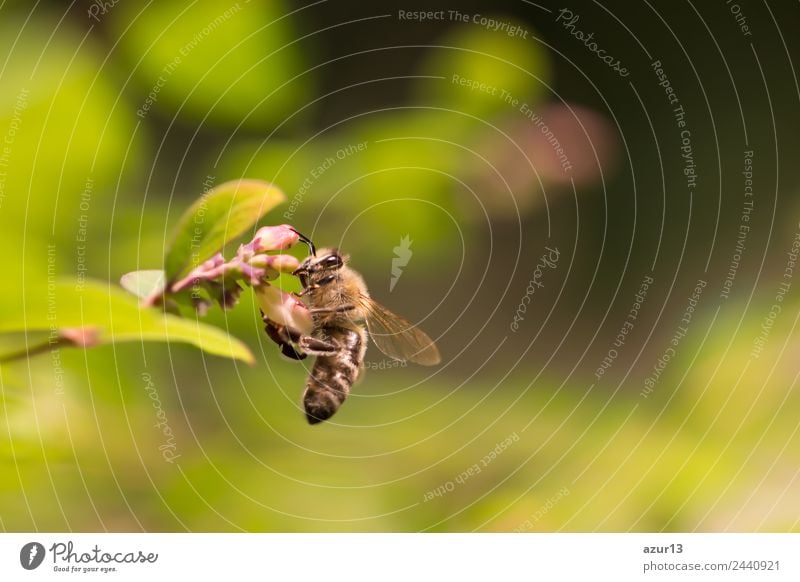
left=293, top=248, right=347, bottom=289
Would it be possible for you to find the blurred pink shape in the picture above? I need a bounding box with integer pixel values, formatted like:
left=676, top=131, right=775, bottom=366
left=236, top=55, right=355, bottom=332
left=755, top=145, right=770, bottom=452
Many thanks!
left=525, top=103, right=618, bottom=186
left=249, top=225, right=300, bottom=253
left=60, top=327, right=100, bottom=348
left=466, top=103, right=618, bottom=217
left=254, top=284, right=313, bottom=335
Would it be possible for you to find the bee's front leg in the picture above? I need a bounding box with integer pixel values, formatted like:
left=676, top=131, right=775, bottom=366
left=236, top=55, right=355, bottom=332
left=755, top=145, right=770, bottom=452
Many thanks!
left=263, top=314, right=308, bottom=360
left=262, top=312, right=340, bottom=359
left=298, top=334, right=340, bottom=357
left=309, top=304, right=356, bottom=315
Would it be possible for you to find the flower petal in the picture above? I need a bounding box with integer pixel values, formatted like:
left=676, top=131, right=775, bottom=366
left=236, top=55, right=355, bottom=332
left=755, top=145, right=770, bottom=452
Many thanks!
left=254, top=284, right=313, bottom=335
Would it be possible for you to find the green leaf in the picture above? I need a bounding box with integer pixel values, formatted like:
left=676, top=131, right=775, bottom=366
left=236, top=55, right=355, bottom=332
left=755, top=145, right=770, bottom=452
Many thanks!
left=164, top=179, right=286, bottom=282
left=120, top=270, right=166, bottom=300
left=0, top=279, right=254, bottom=364
left=110, top=0, right=311, bottom=129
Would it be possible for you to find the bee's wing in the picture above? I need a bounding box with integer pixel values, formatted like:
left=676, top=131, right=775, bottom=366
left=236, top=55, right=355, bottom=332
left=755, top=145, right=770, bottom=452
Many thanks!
left=359, top=295, right=441, bottom=366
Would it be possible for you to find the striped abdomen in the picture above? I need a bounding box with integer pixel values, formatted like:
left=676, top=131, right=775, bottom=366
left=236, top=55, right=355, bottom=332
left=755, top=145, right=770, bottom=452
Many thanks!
left=303, top=326, right=366, bottom=424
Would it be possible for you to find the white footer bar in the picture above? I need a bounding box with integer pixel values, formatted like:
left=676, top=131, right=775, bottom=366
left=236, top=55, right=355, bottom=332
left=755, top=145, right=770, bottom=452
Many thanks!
left=1, top=534, right=797, bottom=580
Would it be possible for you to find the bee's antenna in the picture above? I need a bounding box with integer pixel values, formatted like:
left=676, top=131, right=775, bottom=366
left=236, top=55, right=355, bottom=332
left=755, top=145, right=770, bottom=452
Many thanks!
left=289, top=227, right=316, bottom=256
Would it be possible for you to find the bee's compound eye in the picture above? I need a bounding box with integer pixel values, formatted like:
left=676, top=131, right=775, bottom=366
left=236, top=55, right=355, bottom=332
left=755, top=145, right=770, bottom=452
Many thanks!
left=318, top=275, right=336, bottom=285
left=323, top=254, right=343, bottom=268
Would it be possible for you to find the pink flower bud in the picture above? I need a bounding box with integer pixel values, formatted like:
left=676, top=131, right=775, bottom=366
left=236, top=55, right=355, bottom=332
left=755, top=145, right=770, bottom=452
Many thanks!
left=251, top=225, right=300, bottom=253
left=254, top=284, right=313, bottom=335
left=60, top=327, right=100, bottom=348
left=266, top=254, right=301, bottom=273
left=248, top=254, right=301, bottom=280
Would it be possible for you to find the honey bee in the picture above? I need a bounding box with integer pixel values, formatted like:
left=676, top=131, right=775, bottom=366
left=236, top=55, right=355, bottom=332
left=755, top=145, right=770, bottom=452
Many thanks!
left=264, top=238, right=440, bottom=424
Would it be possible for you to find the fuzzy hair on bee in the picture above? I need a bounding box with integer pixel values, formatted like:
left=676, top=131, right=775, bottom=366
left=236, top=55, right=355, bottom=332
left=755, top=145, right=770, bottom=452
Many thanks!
left=265, top=244, right=440, bottom=424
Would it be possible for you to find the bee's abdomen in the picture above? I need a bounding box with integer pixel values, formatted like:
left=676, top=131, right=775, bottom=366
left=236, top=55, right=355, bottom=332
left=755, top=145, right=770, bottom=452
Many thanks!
left=303, top=326, right=365, bottom=424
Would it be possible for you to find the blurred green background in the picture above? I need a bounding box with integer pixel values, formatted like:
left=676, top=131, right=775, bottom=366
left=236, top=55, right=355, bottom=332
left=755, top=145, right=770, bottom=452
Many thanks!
left=1, top=0, right=800, bottom=532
